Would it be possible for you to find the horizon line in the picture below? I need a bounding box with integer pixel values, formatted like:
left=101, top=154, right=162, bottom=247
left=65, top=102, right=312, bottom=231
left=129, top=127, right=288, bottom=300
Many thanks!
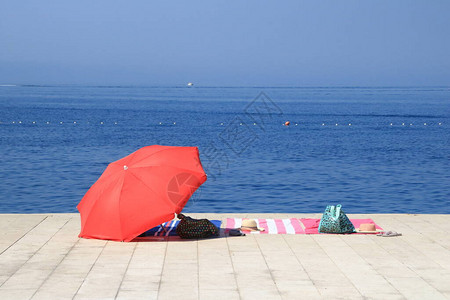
left=1, top=84, right=450, bottom=89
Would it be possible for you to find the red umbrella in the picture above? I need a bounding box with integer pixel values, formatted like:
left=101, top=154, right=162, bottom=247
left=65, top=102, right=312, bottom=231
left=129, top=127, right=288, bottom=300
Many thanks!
left=77, top=145, right=207, bottom=242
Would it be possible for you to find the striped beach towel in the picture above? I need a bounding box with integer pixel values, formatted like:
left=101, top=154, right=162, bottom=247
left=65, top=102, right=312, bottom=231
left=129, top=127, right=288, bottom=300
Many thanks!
left=140, top=220, right=222, bottom=237
left=225, top=218, right=382, bottom=235
left=225, top=218, right=305, bottom=234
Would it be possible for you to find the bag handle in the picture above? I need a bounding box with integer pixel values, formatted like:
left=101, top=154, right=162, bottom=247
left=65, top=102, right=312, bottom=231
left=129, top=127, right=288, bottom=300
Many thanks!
left=329, top=205, right=341, bottom=220
left=335, top=205, right=341, bottom=219
left=329, top=205, right=337, bottom=220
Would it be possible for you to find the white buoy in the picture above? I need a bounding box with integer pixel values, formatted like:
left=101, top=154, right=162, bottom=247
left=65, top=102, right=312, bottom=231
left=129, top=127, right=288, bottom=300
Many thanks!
left=335, top=123, right=338, bottom=126
left=60, top=122, right=63, bottom=124
left=32, top=121, right=36, bottom=124
left=322, top=123, right=325, bottom=126
left=187, top=82, right=194, bottom=87
left=410, top=123, right=413, bottom=126
left=220, top=123, right=224, bottom=125
left=402, top=123, right=405, bottom=126
left=114, top=122, right=117, bottom=125
left=253, top=123, right=256, bottom=125
left=348, top=123, right=352, bottom=126
left=100, top=122, right=104, bottom=125
left=73, top=121, right=76, bottom=124
left=12, top=121, right=15, bottom=124
left=240, top=123, right=243, bottom=126
left=390, top=123, right=393, bottom=126
left=159, top=122, right=162, bottom=125
left=19, top=121, right=22, bottom=124
left=46, top=122, right=50, bottom=124
left=295, top=123, right=298, bottom=126
left=439, top=123, right=442, bottom=125
left=424, top=123, right=427, bottom=126
left=173, top=122, right=176, bottom=125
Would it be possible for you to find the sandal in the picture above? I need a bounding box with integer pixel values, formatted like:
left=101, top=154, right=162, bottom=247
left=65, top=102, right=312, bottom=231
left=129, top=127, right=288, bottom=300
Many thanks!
left=229, top=229, right=246, bottom=236
left=377, top=231, right=402, bottom=237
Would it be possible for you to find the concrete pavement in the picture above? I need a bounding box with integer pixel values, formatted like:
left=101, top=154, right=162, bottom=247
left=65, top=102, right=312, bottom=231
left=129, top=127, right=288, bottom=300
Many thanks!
left=1, top=213, right=450, bottom=299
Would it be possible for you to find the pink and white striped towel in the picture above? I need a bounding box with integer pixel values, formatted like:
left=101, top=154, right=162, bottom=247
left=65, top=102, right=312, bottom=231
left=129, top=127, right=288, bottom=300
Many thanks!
left=225, top=218, right=305, bottom=234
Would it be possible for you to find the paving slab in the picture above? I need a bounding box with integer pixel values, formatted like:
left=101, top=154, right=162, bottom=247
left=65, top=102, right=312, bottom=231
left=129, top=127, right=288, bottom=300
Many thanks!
left=0, top=213, right=450, bottom=299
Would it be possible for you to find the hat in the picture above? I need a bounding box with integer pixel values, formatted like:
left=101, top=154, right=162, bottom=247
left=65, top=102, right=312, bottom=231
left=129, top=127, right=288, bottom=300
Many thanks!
left=239, top=219, right=265, bottom=231
left=356, top=223, right=383, bottom=233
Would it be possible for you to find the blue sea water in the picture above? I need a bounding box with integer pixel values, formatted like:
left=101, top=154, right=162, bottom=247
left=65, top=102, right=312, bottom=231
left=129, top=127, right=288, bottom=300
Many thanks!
left=0, top=85, right=449, bottom=214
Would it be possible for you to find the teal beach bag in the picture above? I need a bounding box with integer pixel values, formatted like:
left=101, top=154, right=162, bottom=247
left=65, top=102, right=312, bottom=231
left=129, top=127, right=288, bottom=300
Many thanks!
left=318, top=204, right=355, bottom=234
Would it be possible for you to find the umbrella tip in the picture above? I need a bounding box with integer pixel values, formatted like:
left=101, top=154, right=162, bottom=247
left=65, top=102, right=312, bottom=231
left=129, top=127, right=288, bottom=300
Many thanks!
left=124, top=165, right=128, bottom=170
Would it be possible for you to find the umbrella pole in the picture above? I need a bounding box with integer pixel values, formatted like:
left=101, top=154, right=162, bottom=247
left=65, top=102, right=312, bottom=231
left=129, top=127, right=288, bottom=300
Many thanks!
left=160, top=225, right=167, bottom=234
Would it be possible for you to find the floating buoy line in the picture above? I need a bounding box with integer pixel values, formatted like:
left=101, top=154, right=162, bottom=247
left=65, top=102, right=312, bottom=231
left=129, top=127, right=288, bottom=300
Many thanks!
left=0, top=121, right=445, bottom=127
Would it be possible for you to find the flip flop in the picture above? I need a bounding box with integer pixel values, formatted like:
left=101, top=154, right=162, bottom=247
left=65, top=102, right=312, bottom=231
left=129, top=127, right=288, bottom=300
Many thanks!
left=377, top=231, right=402, bottom=237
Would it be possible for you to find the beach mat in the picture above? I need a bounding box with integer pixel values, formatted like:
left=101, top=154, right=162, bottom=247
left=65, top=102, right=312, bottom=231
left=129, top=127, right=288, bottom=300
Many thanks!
left=300, top=218, right=383, bottom=234
left=225, top=218, right=305, bottom=234
left=225, top=218, right=382, bottom=234
left=139, top=220, right=222, bottom=237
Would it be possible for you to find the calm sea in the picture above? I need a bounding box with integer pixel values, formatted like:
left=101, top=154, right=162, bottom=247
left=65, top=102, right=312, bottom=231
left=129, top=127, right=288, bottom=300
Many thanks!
left=0, top=85, right=449, bottom=214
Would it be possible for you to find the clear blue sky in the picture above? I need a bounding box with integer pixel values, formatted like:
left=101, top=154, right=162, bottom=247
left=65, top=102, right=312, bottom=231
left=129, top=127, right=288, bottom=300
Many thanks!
left=1, top=1, right=449, bottom=86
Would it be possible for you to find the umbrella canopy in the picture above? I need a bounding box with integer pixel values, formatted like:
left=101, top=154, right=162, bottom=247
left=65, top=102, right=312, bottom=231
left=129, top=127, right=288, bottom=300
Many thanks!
left=77, top=145, right=207, bottom=242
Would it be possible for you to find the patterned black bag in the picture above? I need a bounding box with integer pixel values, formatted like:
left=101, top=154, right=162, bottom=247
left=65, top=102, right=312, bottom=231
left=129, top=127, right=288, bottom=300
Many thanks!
left=176, top=214, right=219, bottom=239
